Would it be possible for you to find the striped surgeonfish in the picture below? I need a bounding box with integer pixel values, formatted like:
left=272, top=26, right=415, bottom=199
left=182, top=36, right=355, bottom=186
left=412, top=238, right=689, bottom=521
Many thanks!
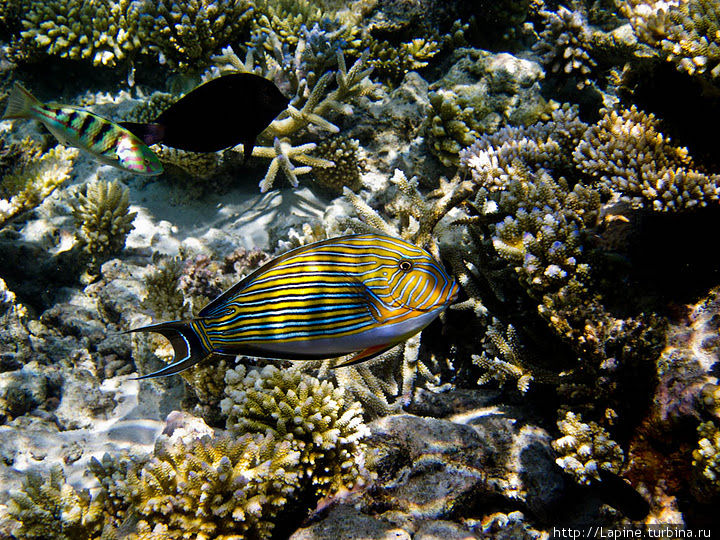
left=2, top=82, right=163, bottom=176
left=131, top=234, right=459, bottom=378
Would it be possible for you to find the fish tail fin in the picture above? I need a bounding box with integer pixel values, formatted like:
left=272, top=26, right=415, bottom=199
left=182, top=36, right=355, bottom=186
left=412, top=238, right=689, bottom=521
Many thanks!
left=119, top=122, right=166, bottom=146
left=2, top=82, right=41, bottom=119
left=126, top=320, right=210, bottom=379
left=242, top=136, right=256, bottom=162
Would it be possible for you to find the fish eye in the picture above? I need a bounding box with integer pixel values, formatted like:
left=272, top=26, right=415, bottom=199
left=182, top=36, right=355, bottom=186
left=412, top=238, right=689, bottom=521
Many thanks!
left=399, top=260, right=412, bottom=272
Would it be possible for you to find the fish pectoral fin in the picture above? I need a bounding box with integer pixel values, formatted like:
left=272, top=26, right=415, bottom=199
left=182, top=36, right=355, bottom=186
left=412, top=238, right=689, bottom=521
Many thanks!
left=329, top=343, right=397, bottom=369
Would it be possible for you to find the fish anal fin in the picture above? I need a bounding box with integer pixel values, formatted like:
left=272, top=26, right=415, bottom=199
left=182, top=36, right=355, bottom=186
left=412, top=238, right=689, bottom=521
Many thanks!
left=329, top=343, right=397, bottom=369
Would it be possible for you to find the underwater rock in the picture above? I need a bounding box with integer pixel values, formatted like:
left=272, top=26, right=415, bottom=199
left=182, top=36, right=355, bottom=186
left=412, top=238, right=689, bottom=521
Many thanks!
left=366, top=414, right=493, bottom=521
left=364, top=410, right=564, bottom=525
left=0, top=362, right=61, bottom=423
left=290, top=504, right=411, bottom=540
left=347, top=70, right=434, bottom=177
left=425, top=48, right=550, bottom=168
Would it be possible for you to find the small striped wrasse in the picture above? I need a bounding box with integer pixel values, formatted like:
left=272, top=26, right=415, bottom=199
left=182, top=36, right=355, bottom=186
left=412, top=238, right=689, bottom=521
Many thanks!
left=131, top=234, right=459, bottom=378
left=2, top=82, right=163, bottom=176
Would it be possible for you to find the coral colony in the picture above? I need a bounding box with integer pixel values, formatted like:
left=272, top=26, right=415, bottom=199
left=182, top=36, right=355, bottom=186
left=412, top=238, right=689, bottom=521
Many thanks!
left=1, top=0, right=720, bottom=538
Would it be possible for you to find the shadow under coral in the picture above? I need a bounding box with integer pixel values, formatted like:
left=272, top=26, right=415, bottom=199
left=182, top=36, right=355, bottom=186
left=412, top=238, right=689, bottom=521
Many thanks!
left=592, top=206, right=720, bottom=316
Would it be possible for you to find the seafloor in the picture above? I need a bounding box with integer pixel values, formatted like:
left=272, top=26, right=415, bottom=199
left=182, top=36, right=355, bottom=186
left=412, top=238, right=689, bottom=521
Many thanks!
left=0, top=0, right=719, bottom=538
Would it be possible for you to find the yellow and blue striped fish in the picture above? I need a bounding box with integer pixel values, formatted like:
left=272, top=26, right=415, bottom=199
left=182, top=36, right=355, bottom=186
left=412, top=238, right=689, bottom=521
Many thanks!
left=2, top=83, right=163, bottom=176
left=131, top=234, right=459, bottom=378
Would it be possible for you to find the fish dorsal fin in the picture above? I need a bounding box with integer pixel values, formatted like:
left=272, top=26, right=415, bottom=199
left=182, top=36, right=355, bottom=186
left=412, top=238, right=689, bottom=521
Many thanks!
left=198, top=235, right=371, bottom=318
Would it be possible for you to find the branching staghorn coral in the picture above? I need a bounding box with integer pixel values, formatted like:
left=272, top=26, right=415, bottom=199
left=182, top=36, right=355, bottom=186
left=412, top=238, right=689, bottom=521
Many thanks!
left=453, top=105, right=672, bottom=426
left=210, top=41, right=373, bottom=191
left=533, top=4, right=598, bottom=89
left=250, top=0, right=331, bottom=49
left=320, top=332, right=449, bottom=418
left=0, top=142, right=77, bottom=230
left=144, top=0, right=254, bottom=73
left=141, top=256, right=189, bottom=321
left=573, top=105, right=720, bottom=211
left=88, top=451, right=150, bottom=533
left=14, top=0, right=151, bottom=67
left=552, top=411, right=624, bottom=485
left=7, top=465, right=105, bottom=539
left=491, top=173, right=600, bottom=297
left=473, top=319, right=534, bottom=393
left=624, top=0, right=720, bottom=81
left=126, top=433, right=301, bottom=540
left=124, top=92, right=177, bottom=123
left=337, top=169, right=476, bottom=258
left=72, top=180, right=137, bottom=272
left=366, top=36, right=442, bottom=82
left=221, top=364, right=371, bottom=498
left=12, top=0, right=254, bottom=72
left=459, top=103, right=589, bottom=190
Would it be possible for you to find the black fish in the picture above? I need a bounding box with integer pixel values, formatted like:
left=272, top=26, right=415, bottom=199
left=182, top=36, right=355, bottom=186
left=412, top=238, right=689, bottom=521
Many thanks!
left=594, top=469, right=650, bottom=521
left=122, top=73, right=289, bottom=161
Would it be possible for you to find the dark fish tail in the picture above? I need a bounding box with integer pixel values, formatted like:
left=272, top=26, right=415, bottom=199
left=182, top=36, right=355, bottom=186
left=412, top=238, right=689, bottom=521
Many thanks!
left=127, top=320, right=210, bottom=379
left=242, top=136, right=255, bottom=162
left=119, top=122, right=166, bottom=146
